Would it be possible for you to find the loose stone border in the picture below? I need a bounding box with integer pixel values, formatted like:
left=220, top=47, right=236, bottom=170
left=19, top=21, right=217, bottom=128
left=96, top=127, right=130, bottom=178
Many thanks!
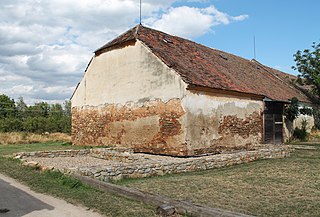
left=14, top=147, right=136, bottom=163
left=13, top=145, right=294, bottom=217
left=16, top=145, right=293, bottom=181
left=292, top=145, right=318, bottom=150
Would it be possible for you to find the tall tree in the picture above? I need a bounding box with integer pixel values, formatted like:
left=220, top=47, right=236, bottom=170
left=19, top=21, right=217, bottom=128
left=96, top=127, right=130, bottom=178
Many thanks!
left=16, top=96, right=27, bottom=121
left=0, top=94, right=16, bottom=118
left=292, top=42, right=320, bottom=97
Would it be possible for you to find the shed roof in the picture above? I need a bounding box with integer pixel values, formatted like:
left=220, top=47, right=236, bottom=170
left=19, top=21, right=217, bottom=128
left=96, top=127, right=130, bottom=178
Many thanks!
left=95, top=25, right=310, bottom=103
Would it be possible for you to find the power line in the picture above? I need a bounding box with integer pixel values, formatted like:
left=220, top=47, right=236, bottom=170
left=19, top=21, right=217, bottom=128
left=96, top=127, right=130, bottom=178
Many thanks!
left=253, top=36, right=256, bottom=60
left=139, top=0, right=142, bottom=24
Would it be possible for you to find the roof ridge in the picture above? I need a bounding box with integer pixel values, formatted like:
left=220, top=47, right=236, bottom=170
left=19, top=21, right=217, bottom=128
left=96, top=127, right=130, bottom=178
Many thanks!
left=134, top=24, right=141, bottom=38
left=251, top=59, right=298, bottom=92
left=90, top=25, right=310, bottom=103
left=94, top=25, right=140, bottom=53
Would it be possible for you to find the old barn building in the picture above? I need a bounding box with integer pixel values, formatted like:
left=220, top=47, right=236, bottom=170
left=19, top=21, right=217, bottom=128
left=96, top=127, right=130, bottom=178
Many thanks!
left=71, top=25, right=311, bottom=156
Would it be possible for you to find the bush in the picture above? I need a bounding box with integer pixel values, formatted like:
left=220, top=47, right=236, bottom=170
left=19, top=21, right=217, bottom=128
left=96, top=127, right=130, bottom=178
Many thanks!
left=293, top=128, right=308, bottom=141
left=293, top=119, right=309, bottom=141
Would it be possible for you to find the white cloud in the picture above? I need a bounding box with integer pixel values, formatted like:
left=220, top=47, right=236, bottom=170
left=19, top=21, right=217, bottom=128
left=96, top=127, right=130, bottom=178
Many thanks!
left=148, top=5, right=249, bottom=38
left=233, top=15, right=249, bottom=21
left=0, top=0, right=248, bottom=104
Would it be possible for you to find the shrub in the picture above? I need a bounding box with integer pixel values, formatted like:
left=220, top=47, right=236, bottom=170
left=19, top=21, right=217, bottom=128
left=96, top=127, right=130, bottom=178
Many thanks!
left=293, top=119, right=309, bottom=141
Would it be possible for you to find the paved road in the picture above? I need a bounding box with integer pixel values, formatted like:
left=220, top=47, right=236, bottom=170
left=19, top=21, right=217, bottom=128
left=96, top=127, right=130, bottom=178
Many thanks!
left=0, top=173, right=103, bottom=217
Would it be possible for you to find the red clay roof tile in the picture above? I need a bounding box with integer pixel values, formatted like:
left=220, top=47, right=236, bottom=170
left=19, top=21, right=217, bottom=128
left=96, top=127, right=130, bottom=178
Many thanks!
left=95, top=25, right=310, bottom=103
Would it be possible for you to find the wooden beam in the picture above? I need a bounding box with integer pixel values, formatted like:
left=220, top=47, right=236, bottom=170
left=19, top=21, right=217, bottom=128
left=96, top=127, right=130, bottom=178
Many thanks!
left=72, top=174, right=253, bottom=217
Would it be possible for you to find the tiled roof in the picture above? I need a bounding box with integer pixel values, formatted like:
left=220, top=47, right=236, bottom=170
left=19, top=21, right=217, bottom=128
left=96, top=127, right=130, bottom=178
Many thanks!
left=95, top=25, right=310, bottom=102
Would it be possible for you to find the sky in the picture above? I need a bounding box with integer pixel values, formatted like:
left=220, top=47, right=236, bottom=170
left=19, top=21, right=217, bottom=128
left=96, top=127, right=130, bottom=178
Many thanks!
left=0, top=0, right=319, bottom=104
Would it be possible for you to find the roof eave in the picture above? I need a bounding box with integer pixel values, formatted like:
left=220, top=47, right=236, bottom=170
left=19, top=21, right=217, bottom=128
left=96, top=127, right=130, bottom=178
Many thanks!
left=187, top=84, right=265, bottom=100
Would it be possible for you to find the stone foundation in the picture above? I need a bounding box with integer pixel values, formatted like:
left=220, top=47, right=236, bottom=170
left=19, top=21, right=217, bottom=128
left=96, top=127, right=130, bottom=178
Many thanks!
left=15, top=147, right=136, bottom=163
left=18, top=145, right=293, bottom=181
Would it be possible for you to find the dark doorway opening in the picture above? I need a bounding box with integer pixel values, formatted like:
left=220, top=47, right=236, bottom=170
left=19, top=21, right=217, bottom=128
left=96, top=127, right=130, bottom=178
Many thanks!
left=264, top=101, right=284, bottom=144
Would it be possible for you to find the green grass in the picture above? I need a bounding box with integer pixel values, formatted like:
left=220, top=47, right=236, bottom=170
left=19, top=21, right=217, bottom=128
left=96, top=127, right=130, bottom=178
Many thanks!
left=0, top=156, right=157, bottom=217
left=289, top=141, right=320, bottom=148
left=0, top=142, right=157, bottom=216
left=0, top=142, right=111, bottom=156
left=0, top=142, right=82, bottom=156
left=2, top=140, right=320, bottom=216
left=119, top=149, right=320, bottom=217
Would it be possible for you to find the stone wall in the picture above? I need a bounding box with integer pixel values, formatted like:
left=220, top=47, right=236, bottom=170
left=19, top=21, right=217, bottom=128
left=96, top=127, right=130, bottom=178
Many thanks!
left=74, top=145, right=292, bottom=181
left=182, top=90, right=264, bottom=155
left=15, top=147, right=136, bottom=163
left=72, top=92, right=265, bottom=157
left=18, top=145, right=292, bottom=182
left=72, top=99, right=187, bottom=156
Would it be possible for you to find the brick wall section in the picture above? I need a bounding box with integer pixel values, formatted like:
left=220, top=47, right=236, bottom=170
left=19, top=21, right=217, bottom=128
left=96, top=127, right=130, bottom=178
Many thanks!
left=72, top=99, right=187, bottom=156
left=191, top=111, right=263, bottom=156
left=218, top=112, right=262, bottom=139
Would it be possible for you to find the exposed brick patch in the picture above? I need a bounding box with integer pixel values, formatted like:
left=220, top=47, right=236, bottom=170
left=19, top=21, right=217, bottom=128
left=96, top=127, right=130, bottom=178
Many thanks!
left=72, top=99, right=186, bottom=156
left=189, top=111, right=263, bottom=155
left=218, top=112, right=262, bottom=139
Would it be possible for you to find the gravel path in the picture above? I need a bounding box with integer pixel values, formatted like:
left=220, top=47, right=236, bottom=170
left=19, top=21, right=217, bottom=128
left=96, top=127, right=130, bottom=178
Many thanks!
left=25, top=153, right=209, bottom=171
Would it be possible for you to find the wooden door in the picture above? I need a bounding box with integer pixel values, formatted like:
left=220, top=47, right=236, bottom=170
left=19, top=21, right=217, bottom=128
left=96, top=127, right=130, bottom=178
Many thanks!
left=264, top=102, right=284, bottom=144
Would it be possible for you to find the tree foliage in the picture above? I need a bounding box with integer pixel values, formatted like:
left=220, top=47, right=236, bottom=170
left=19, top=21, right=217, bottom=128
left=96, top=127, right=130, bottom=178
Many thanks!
left=285, top=97, right=313, bottom=122
left=285, top=97, right=300, bottom=122
left=0, top=94, right=71, bottom=134
left=292, top=42, right=320, bottom=97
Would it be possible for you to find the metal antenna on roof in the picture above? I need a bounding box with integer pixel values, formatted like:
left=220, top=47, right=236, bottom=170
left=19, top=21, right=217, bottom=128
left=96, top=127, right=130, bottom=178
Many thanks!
left=139, top=0, right=142, bottom=24
left=253, top=36, right=256, bottom=60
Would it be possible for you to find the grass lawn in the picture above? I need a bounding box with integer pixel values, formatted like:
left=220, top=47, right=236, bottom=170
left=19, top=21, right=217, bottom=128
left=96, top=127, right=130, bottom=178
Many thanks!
left=0, top=142, right=157, bottom=217
left=119, top=145, right=320, bottom=217
left=0, top=142, right=81, bottom=156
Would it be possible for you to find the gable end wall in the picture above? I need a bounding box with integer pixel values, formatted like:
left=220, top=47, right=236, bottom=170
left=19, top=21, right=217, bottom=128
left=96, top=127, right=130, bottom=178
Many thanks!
left=71, top=40, right=189, bottom=156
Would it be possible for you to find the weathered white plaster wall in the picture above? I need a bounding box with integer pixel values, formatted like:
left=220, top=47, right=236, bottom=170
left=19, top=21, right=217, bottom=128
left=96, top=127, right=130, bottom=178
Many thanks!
left=182, top=90, right=264, bottom=154
left=71, top=79, right=86, bottom=106
left=71, top=40, right=187, bottom=107
left=294, top=114, right=315, bottom=132
left=284, top=113, right=315, bottom=141
left=71, top=39, right=268, bottom=156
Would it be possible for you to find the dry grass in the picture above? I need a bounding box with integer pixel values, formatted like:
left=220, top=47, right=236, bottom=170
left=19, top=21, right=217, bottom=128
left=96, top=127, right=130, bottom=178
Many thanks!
left=120, top=148, right=320, bottom=216
left=309, top=130, right=320, bottom=141
left=0, top=132, right=71, bottom=145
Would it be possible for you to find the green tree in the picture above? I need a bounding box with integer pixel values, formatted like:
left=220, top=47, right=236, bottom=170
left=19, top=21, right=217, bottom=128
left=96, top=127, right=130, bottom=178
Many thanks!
left=63, top=100, right=72, bottom=134
left=16, top=96, right=28, bottom=121
left=285, top=97, right=300, bottom=122
left=28, top=102, right=50, bottom=118
left=63, top=100, right=71, bottom=117
left=285, top=97, right=313, bottom=122
left=0, top=94, right=16, bottom=118
left=0, top=93, right=72, bottom=133
left=292, top=42, right=320, bottom=97
left=0, top=95, right=22, bottom=132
